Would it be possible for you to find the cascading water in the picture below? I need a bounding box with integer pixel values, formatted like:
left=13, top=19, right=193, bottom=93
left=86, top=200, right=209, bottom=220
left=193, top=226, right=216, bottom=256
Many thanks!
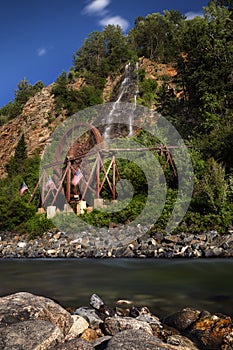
left=128, top=61, right=139, bottom=137
left=103, top=62, right=139, bottom=142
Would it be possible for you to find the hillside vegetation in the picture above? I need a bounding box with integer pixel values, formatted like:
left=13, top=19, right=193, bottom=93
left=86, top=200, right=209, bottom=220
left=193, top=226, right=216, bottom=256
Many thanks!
left=0, top=0, right=233, bottom=235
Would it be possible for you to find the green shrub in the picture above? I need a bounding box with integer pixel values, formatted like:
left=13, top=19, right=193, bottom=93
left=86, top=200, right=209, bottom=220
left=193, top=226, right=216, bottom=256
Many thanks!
left=25, top=214, right=54, bottom=239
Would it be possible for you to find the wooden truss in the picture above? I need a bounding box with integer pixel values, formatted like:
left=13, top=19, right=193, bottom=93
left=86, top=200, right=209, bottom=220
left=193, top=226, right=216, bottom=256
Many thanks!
left=29, top=145, right=177, bottom=208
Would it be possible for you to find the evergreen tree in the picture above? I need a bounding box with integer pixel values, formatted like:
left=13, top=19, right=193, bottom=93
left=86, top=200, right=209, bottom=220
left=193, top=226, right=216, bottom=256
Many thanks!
left=208, top=0, right=233, bottom=9
left=6, top=134, right=27, bottom=176
left=0, top=79, right=45, bottom=122
left=15, top=134, right=27, bottom=161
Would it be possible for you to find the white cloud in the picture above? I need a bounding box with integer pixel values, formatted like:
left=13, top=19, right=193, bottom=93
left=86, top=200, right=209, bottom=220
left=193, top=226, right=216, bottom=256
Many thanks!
left=83, top=0, right=110, bottom=15
left=37, top=47, right=47, bottom=57
left=185, top=11, right=204, bottom=20
left=99, top=16, right=129, bottom=31
left=82, top=0, right=129, bottom=32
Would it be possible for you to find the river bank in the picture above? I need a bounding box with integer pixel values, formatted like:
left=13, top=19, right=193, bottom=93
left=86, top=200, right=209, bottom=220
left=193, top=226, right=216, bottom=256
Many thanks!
left=0, top=227, right=232, bottom=258
left=0, top=291, right=232, bottom=349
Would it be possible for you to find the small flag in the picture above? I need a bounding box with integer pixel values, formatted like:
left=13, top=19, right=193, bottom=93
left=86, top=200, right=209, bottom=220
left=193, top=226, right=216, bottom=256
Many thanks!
left=19, top=182, right=28, bottom=196
left=46, top=176, right=56, bottom=190
left=72, top=169, right=83, bottom=186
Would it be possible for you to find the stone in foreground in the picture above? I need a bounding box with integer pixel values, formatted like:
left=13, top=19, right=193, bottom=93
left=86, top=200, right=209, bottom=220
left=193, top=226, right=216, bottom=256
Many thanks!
left=104, top=316, right=153, bottom=335
left=0, top=292, right=73, bottom=335
left=52, top=338, right=93, bottom=350
left=0, top=320, right=63, bottom=350
left=105, top=329, right=190, bottom=349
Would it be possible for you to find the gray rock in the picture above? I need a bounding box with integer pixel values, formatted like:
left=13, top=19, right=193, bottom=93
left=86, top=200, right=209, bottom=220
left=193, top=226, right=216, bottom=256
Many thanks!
left=0, top=320, right=63, bottom=350
left=136, top=314, right=162, bottom=327
left=206, top=231, right=219, bottom=242
left=53, top=338, right=94, bottom=349
left=204, top=246, right=223, bottom=257
left=167, top=335, right=199, bottom=350
left=90, top=294, right=115, bottom=319
left=105, top=329, right=188, bottom=349
left=104, top=316, right=153, bottom=335
left=163, top=307, right=201, bottom=332
left=183, top=235, right=194, bottom=244
left=1, top=228, right=233, bottom=258
left=90, top=294, right=104, bottom=310
left=0, top=292, right=73, bottom=335
left=93, top=336, right=112, bottom=349
left=74, top=307, right=103, bottom=326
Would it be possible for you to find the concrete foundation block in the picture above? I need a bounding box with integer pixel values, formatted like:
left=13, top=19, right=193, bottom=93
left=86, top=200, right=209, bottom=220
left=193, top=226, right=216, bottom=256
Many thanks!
left=94, top=198, right=104, bottom=209
left=46, top=206, right=56, bottom=219
left=77, top=200, right=87, bottom=215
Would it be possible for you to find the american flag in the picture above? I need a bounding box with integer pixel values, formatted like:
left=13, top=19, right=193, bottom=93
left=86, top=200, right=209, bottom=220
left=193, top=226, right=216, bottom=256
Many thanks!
left=19, top=182, right=28, bottom=196
left=72, top=169, right=83, bottom=186
left=46, top=176, right=56, bottom=190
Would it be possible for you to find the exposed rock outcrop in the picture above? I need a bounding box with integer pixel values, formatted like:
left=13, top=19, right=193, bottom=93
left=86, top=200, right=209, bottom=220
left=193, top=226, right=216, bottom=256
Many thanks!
left=0, top=85, right=61, bottom=178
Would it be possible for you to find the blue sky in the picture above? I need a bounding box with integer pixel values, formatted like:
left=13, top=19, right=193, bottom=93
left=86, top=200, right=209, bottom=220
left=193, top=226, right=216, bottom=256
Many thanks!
left=0, top=0, right=208, bottom=107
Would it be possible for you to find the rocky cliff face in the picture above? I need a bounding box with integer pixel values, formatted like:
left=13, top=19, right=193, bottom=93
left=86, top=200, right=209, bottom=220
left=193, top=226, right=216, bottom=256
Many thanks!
left=0, top=60, right=178, bottom=178
left=0, top=85, right=63, bottom=178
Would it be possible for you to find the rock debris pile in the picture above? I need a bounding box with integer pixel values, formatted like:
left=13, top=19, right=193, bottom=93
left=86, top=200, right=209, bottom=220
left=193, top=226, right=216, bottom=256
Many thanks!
left=0, top=292, right=232, bottom=349
left=0, top=228, right=232, bottom=258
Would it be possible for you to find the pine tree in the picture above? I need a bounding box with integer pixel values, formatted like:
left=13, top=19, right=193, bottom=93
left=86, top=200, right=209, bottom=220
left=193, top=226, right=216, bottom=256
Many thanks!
left=6, top=134, right=27, bottom=176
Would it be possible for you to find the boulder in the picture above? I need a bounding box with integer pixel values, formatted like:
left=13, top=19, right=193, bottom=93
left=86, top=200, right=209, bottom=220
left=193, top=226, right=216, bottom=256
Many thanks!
left=53, top=338, right=94, bottom=350
left=105, top=329, right=190, bottom=350
left=65, top=315, right=89, bottom=341
left=0, top=292, right=73, bottom=335
left=167, top=335, right=199, bottom=350
left=80, top=328, right=99, bottom=342
left=0, top=320, right=63, bottom=350
left=104, top=316, right=153, bottom=335
left=90, top=294, right=104, bottom=310
left=129, top=305, right=162, bottom=328
left=188, top=312, right=233, bottom=349
left=151, top=322, right=180, bottom=340
left=90, top=294, right=115, bottom=319
left=163, top=307, right=201, bottom=332
left=93, top=335, right=112, bottom=349
left=74, top=307, right=103, bottom=326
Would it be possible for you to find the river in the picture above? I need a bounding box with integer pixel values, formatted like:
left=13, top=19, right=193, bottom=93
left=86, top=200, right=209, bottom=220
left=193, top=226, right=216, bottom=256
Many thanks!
left=0, top=258, right=232, bottom=318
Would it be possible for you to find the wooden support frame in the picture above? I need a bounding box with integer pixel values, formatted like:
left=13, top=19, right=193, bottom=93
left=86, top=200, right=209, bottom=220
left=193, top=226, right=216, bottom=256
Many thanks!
left=29, top=145, right=178, bottom=209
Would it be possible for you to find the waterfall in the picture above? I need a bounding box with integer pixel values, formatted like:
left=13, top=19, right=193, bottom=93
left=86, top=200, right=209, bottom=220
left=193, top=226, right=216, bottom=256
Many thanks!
left=103, top=62, right=139, bottom=142
left=128, top=62, right=139, bottom=137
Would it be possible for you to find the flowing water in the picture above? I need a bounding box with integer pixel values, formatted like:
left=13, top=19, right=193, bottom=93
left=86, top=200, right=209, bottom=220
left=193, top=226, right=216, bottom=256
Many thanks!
left=0, top=258, right=232, bottom=318
left=103, top=62, right=139, bottom=141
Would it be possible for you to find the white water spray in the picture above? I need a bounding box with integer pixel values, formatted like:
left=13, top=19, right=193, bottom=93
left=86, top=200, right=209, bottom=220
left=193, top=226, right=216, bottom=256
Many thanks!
left=103, top=62, right=139, bottom=141
left=128, top=62, right=139, bottom=136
